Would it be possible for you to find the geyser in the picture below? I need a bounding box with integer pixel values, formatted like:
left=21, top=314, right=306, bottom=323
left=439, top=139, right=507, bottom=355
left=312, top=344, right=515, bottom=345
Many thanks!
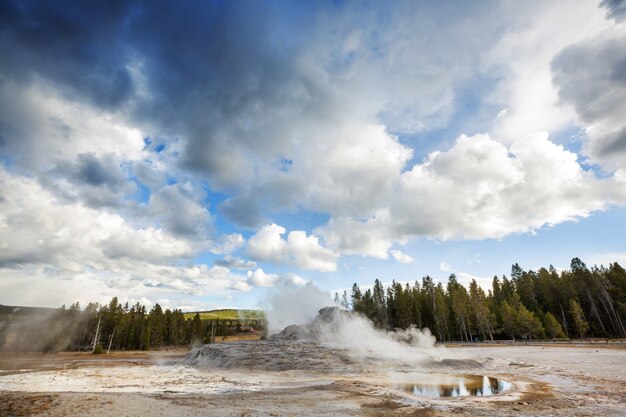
left=186, top=305, right=446, bottom=372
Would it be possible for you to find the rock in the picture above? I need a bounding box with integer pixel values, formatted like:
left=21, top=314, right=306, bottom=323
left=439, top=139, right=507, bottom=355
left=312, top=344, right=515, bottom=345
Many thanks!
left=184, top=340, right=355, bottom=371
left=270, top=306, right=348, bottom=341
left=271, top=324, right=302, bottom=341
left=316, top=306, right=343, bottom=322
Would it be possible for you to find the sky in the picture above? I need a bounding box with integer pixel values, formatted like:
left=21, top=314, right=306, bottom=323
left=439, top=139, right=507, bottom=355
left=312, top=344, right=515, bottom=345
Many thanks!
left=1, top=0, right=626, bottom=311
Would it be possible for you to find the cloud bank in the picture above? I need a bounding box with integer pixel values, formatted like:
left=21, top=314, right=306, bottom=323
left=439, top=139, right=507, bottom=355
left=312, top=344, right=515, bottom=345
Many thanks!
left=0, top=0, right=625, bottom=308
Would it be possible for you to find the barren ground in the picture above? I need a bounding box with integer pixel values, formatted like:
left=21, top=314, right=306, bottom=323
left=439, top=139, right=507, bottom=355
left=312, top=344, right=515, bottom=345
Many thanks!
left=1, top=343, right=625, bottom=417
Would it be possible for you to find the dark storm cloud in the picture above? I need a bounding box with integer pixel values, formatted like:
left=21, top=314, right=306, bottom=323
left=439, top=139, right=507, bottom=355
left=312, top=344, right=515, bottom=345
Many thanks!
left=2, top=0, right=549, bottom=236
left=74, top=153, right=125, bottom=187
left=218, top=195, right=264, bottom=230
left=0, top=0, right=136, bottom=109
left=149, top=184, right=213, bottom=239
left=215, top=255, right=256, bottom=270
left=598, top=127, right=626, bottom=156
left=552, top=33, right=626, bottom=166
left=552, top=35, right=626, bottom=121
left=49, top=153, right=126, bottom=191
left=0, top=255, right=44, bottom=268
left=0, top=0, right=318, bottom=225
left=601, top=0, right=626, bottom=21
left=44, top=153, right=132, bottom=208
left=0, top=0, right=309, bottom=123
left=47, top=117, right=72, bottom=139
left=0, top=0, right=291, bottom=115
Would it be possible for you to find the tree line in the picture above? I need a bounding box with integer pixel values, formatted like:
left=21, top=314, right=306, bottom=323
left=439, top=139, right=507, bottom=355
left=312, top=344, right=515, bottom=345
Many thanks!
left=342, top=258, right=626, bottom=341
left=0, top=297, right=264, bottom=352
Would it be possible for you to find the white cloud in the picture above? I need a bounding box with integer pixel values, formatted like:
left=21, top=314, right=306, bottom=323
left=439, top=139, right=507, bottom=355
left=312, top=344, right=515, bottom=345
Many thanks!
left=247, top=224, right=337, bottom=271
left=287, top=274, right=308, bottom=286
left=440, top=261, right=453, bottom=272
left=246, top=224, right=289, bottom=263
left=286, top=230, right=338, bottom=272
left=246, top=268, right=278, bottom=288
left=0, top=168, right=192, bottom=269
left=390, top=250, right=414, bottom=264
left=294, top=123, right=412, bottom=217
left=174, top=2, right=623, bottom=241
left=246, top=268, right=308, bottom=289
left=209, top=233, right=246, bottom=255
left=0, top=261, right=250, bottom=309
left=317, top=213, right=394, bottom=260
left=147, top=183, right=212, bottom=239
left=455, top=272, right=493, bottom=291
left=216, top=255, right=257, bottom=270
left=0, top=167, right=249, bottom=307
left=400, top=132, right=625, bottom=238
left=586, top=253, right=626, bottom=268
left=189, top=1, right=626, bottom=264
left=1, top=0, right=625, bottom=309
left=229, top=281, right=252, bottom=292
left=467, top=254, right=482, bottom=265
left=0, top=81, right=145, bottom=171
left=305, top=2, right=505, bottom=135
left=486, top=1, right=610, bottom=143
left=319, top=133, right=626, bottom=256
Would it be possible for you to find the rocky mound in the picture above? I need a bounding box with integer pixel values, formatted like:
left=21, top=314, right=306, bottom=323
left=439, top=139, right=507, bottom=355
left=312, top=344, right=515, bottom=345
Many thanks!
left=184, top=307, right=356, bottom=371
left=184, top=339, right=355, bottom=371
left=184, top=306, right=444, bottom=372
left=269, top=306, right=348, bottom=341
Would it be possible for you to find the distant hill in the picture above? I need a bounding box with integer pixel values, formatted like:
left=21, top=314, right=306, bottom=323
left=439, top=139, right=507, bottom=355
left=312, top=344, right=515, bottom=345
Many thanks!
left=182, top=309, right=265, bottom=321
left=0, top=304, right=55, bottom=319
left=0, top=304, right=264, bottom=321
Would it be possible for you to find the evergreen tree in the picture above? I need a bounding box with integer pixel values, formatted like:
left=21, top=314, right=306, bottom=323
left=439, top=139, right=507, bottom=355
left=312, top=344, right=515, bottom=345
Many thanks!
left=351, top=284, right=363, bottom=314
left=8, top=255, right=626, bottom=353
left=433, top=283, right=450, bottom=341
left=191, top=313, right=203, bottom=344
left=501, top=301, right=518, bottom=340
left=448, top=275, right=472, bottom=342
left=410, top=281, right=423, bottom=329
left=544, top=312, right=565, bottom=338
left=421, top=276, right=438, bottom=338
left=469, top=280, right=494, bottom=341
left=569, top=299, right=590, bottom=339
left=372, top=279, right=389, bottom=329
left=361, top=289, right=375, bottom=321
left=517, top=305, right=544, bottom=340
left=141, top=323, right=151, bottom=351
left=148, top=303, right=165, bottom=348
left=341, top=291, right=349, bottom=309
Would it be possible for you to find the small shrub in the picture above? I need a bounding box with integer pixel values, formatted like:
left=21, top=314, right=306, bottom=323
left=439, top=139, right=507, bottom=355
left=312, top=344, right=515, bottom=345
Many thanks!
left=92, top=343, right=104, bottom=354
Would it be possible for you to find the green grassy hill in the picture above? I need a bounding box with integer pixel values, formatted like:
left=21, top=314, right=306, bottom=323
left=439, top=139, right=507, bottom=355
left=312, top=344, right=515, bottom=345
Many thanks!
left=182, top=309, right=265, bottom=321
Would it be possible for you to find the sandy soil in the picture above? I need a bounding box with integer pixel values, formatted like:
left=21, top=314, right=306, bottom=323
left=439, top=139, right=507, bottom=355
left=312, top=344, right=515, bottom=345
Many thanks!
left=1, top=344, right=625, bottom=417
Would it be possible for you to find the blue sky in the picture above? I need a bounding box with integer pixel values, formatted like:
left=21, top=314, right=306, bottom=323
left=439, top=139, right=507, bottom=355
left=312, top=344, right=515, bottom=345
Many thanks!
left=1, top=0, right=626, bottom=311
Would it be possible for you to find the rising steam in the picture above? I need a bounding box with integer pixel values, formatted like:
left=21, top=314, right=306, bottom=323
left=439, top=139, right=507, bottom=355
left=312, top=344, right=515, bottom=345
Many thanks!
left=264, top=282, right=446, bottom=365
left=263, top=282, right=339, bottom=335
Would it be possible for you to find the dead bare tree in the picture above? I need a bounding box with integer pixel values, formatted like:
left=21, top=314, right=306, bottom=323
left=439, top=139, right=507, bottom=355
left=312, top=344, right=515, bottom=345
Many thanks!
left=92, top=315, right=101, bottom=353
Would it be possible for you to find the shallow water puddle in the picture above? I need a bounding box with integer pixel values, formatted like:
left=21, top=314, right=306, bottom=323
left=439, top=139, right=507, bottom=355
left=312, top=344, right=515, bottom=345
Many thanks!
left=392, top=374, right=512, bottom=398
